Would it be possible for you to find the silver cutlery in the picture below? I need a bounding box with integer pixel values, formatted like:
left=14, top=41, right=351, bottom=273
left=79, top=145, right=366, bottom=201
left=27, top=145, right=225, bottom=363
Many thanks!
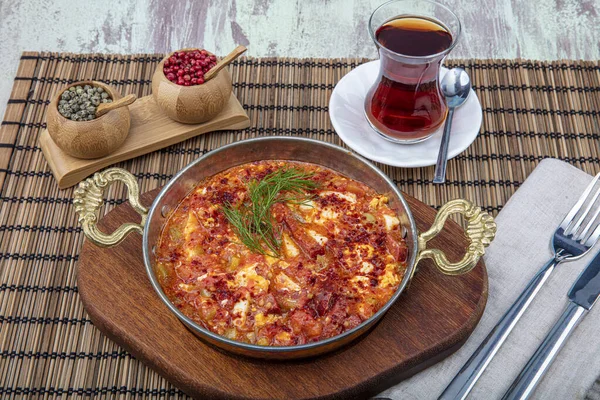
left=432, top=68, right=471, bottom=184
left=502, top=246, right=600, bottom=399
left=439, top=173, right=600, bottom=400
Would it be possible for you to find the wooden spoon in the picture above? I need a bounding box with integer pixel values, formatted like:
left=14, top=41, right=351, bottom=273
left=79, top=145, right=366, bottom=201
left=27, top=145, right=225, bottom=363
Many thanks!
left=204, top=45, right=247, bottom=82
left=96, top=94, right=137, bottom=118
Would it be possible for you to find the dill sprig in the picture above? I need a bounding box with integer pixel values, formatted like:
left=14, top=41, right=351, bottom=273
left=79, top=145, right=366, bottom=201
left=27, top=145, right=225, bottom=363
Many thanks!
left=222, top=168, right=318, bottom=256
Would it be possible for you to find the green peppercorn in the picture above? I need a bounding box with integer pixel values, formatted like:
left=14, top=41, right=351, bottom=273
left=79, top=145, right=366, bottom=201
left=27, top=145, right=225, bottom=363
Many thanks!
left=57, top=84, right=113, bottom=121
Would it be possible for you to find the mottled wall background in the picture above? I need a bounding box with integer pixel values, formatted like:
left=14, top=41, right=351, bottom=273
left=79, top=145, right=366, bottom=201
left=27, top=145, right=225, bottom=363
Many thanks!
left=0, top=0, right=598, bottom=118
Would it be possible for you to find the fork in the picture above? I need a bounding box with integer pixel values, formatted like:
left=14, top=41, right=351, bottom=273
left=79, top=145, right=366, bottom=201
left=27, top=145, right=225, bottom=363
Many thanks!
left=439, top=172, right=600, bottom=400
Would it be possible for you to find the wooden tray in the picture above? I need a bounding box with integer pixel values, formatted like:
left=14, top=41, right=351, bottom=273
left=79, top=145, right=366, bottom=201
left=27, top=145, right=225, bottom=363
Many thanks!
left=78, top=189, right=488, bottom=400
left=40, top=93, right=250, bottom=189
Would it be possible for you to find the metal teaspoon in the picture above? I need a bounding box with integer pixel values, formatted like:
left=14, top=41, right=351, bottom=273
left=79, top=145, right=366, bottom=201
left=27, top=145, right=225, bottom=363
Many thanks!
left=432, top=68, right=471, bottom=184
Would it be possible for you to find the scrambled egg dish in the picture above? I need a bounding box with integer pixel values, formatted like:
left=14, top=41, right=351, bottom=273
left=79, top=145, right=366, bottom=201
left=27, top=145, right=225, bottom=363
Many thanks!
left=155, top=161, right=408, bottom=346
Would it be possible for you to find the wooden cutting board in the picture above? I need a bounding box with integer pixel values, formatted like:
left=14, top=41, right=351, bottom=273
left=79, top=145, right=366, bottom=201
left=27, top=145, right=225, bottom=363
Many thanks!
left=78, top=189, right=488, bottom=400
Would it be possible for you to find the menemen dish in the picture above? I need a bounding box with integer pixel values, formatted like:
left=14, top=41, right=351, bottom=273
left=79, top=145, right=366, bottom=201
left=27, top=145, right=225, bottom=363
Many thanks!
left=154, top=161, right=408, bottom=346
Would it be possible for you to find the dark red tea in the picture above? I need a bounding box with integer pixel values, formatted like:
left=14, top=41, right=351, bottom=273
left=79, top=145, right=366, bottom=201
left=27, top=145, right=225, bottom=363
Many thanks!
left=365, top=16, right=453, bottom=141
left=376, top=17, right=453, bottom=57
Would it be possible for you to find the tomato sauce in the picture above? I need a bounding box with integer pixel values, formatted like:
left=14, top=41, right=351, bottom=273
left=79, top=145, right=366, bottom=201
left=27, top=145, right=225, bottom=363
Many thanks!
left=154, top=161, right=408, bottom=346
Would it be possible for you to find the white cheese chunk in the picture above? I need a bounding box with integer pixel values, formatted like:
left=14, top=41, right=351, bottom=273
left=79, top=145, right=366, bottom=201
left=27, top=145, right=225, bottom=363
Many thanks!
left=360, top=261, right=374, bottom=274
left=234, top=264, right=269, bottom=292
left=383, top=214, right=400, bottom=231
left=232, top=299, right=249, bottom=317
left=307, top=229, right=328, bottom=246
left=314, top=207, right=339, bottom=225
left=319, top=191, right=357, bottom=203
left=232, top=298, right=250, bottom=328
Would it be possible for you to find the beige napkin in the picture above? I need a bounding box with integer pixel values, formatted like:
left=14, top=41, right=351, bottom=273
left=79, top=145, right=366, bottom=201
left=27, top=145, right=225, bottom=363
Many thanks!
left=379, top=159, right=600, bottom=399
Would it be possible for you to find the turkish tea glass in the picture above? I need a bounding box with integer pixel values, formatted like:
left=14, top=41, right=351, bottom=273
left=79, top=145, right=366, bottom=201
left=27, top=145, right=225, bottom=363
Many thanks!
left=364, top=0, right=461, bottom=143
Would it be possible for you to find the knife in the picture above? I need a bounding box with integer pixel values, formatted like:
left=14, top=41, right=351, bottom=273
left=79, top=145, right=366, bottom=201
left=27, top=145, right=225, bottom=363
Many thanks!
left=502, top=251, right=600, bottom=400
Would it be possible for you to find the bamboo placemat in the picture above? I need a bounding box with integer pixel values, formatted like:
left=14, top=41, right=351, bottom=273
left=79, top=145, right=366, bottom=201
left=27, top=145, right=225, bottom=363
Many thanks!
left=1, top=52, right=600, bottom=398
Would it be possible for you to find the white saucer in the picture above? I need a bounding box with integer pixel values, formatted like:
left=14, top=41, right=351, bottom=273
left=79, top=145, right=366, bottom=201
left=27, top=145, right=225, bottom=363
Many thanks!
left=329, top=60, right=482, bottom=168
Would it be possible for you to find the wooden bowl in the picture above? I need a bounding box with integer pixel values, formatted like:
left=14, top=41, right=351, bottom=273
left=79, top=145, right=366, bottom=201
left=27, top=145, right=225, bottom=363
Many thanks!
left=46, top=81, right=130, bottom=159
left=152, top=49, right=232, bottom=124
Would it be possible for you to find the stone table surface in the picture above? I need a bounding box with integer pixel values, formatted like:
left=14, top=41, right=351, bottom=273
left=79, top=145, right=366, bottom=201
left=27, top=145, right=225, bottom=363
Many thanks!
left=0, top=0, right=599, bottom=119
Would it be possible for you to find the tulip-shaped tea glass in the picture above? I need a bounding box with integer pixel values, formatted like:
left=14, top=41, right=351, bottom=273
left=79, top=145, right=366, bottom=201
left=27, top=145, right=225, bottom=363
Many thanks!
left=365, top=0, right=461, bottom=143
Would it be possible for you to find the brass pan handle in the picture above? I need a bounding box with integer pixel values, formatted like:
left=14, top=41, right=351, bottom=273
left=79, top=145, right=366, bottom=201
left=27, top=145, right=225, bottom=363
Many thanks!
left=416, top=199, right=497, bottom=275
left=73, top=168, right=147, bottom=247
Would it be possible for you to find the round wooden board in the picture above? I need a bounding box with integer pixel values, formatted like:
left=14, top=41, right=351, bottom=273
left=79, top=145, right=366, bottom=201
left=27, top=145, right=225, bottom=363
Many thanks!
left=78, top=189, right=488, bottom=400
